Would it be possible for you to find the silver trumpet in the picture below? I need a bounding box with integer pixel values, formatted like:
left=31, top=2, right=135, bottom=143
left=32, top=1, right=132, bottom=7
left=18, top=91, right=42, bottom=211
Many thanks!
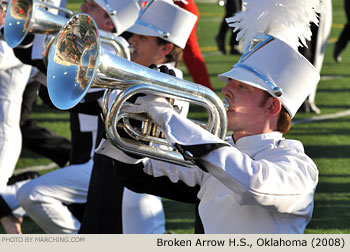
left=4, top=0, right=130, bottom=60
left=47, top=13, right=227, bottom=167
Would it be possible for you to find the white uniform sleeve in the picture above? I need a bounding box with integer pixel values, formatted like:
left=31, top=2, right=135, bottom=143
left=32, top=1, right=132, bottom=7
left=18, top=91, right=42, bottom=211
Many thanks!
left=200, top=145, right=318, bottom=214
left=161, top=108, right=227, bottom=146
left=95, top=138, right=204, bottom=188
left=0, top=41, right=24, bottom=70
left=143, top=158, right=204, bottom=188
left=95, top=139, right=148, bottom=164
left=160, top=110, right=318, bottom=215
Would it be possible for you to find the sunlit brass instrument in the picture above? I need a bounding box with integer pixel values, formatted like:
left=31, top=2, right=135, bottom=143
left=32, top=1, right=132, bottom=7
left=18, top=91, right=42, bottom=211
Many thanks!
left=4, top=0, right=130, bottom=60
left=47, top=13, right=227, bottom=167
left=4, top=0, right=73, bottom=48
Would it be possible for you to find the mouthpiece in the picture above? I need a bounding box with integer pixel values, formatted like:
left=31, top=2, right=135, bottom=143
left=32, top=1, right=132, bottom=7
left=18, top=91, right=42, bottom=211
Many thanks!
left=128, top=45, right=135, bottom=54
left=223, top=98, right=229, bottom=112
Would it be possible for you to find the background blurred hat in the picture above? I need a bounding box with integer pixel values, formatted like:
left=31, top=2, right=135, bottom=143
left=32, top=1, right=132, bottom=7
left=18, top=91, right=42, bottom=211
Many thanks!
left=218, top=0, right=322, bottom=118
left=127, top=0, right=197, bottom=49
left=94, top=0, right=141, bottom=35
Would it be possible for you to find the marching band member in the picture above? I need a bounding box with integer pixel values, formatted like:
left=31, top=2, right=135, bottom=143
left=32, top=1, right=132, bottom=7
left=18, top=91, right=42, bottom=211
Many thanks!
left=0, top=0, right=32, bottom=233
left=174, top=0, right=214, bottom=90
left=17, top=0, right=141, bottom=233
left=299, top=0, right=332, bottom=114
left=80, top=0, right=197, bottom=234
left=333, top=0, right=350, bottom=63
left=108, top=0, right=321, bottom=233
left=18, top=0, right=71, bottom=170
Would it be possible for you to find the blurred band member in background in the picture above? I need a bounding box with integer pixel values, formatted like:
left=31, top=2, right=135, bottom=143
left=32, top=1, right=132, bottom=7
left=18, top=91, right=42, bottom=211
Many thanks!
left=80, top=0, right=197, bottom=234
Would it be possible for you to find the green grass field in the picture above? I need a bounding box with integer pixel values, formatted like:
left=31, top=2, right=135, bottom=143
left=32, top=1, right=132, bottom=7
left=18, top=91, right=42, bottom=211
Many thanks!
left=1, top=0, right=350, bottom=234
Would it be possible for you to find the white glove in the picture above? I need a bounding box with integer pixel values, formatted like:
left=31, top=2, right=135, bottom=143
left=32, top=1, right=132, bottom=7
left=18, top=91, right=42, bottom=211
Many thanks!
left=121, top=95, right=176, bottom=129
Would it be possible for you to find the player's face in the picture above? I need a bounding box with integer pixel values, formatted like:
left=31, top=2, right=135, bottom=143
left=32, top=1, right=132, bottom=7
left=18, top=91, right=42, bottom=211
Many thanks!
left=80, top=0, right=114, bottom=32
left=222, top=79, right=268, bottom=138
left=128, top=34, right=167, bottom=66
left=0, top=9, right=5, bottom=26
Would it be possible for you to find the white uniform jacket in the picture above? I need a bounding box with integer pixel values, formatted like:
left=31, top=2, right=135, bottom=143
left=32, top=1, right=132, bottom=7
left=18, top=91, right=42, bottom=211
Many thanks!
left=120, top=111, right=319, bottom=234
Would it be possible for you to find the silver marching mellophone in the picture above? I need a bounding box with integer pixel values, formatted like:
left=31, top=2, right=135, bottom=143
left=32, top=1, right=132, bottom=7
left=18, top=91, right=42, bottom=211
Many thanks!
left=4, top=1, right=228, bottom=166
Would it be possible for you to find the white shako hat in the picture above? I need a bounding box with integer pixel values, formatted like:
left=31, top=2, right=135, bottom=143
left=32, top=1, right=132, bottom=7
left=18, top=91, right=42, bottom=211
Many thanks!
left=127, top=0, right=197, bottom=49
left=94, top=0, right=141, bottom=35
left=218, top=0, right=323, bottom=118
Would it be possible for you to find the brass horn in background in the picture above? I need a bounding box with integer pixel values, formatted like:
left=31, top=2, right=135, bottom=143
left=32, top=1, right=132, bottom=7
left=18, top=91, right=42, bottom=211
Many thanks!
left=4, top=0, right=73, bottom=48
left=47, top=13, right=227, bottom=166
left=4, top=0, right=130, bottom=60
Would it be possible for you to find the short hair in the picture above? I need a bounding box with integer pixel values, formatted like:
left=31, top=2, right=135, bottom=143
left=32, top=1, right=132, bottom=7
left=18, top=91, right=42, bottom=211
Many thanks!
left=156, top=37, right=183, bottom=66
left=278, top=106, right=291, bottom=134
left=259, top=92, right=291, bottom=134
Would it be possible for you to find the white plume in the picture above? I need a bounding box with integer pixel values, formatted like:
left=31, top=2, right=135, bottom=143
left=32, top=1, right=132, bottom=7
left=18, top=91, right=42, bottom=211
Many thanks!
left=226, top=0, right=323, bottom=51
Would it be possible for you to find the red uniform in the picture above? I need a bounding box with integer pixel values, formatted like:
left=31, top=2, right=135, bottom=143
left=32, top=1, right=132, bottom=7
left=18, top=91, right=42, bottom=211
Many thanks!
left=174, top=0, right=214, bottom=90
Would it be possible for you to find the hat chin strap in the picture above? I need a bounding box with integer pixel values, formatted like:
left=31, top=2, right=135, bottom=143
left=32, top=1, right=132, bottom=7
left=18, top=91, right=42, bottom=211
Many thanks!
left=234, top=63, right=283, bottom=98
